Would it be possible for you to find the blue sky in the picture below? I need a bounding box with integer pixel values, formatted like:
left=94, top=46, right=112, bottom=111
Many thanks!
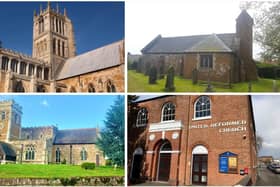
left=0, top=2, right=124, bottom=55
left=0, top=95, right=122, bottom=130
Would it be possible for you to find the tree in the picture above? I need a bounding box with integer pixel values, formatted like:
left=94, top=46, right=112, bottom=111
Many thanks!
left=97, top=96, right=124, bottom=166
left=240, top=2, right=280, bottom=62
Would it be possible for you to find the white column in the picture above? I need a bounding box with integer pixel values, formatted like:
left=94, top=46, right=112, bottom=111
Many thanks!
left=42, top=67, right=45, bottom=80
left=34, top=65, right=37, bottom=78
left=26, top=63, right=29, bottom=76
left=17, top=61, right=21, bottom=74
left=7, top=58, right=11, bottom=71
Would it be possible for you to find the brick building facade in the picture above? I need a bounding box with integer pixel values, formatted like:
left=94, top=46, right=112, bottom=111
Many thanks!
left=0, top=100, right=105, bottom=165
left=0, top=3, right=124, bottom=92
left=135, top=10, right=257, bottom=83
left=128, top=95, right=257, bottom=185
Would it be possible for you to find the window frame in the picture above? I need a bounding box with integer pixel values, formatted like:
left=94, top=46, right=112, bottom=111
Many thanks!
left=193, top=96, right=212, bottom=120
left=161, top=102, right=176, bottom=122
left=80, top=148, right=87, bottom=161
left=136, top=108, right=148, bottom=127
left=199, top=54, right=213, bottom=69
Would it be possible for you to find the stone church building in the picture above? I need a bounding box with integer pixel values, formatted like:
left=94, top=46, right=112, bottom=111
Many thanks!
left=138, top=10, right=257, bottom=83
left=0, top=3, right=124, bottom=92
left=128, top=95, right=257, bottom=186
left=0, top=100, right=105, bottom=165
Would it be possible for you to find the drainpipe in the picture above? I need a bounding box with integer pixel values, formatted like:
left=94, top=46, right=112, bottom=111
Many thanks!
left=184, top=96, right=191, bottom=185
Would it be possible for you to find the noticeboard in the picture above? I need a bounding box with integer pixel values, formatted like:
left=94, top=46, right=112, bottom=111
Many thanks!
left=219, top=152, right=237, bottom=173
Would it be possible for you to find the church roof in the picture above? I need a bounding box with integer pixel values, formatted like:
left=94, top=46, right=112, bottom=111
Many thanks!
left=141, top=33, right=237, bottom=54
left=56, top=40, right=124, bottom=80
left=0, top=141, right=16, bottom=157
left=54, top=128, right=98, bottom=144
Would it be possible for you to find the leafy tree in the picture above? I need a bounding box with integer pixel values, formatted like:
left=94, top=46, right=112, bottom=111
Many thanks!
left=240, top=2, right=280, bottom=62
left=256, top=134, right=263, bottom=153
left=97, top=96, right=124, bottom=166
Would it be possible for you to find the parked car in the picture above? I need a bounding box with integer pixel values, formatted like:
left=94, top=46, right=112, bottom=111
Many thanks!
left=267, top=164, right=280, bottom=174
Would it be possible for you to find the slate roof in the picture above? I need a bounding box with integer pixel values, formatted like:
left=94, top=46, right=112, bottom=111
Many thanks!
left=53, top=128, right=98, bottom=145
left=141, top=33, right=238, bottom=54
left=56, top=40, right=123, bottom=80
left=0, top=141, right=16, bottom=157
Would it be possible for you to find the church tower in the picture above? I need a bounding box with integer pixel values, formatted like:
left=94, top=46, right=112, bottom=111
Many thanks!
left=32, top=2, right=76, bottom=79
left=0, top=100, right=22, bottom=142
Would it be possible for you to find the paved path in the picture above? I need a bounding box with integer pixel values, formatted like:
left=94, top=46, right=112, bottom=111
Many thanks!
left=256, top=167, right=280, bottom=186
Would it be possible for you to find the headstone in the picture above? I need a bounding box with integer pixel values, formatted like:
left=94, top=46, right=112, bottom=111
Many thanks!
left=192, top=68, right=198, bottom=85
left=148, top=66, right=157, bottom=84
left=165, top=66, right=175, bottom=91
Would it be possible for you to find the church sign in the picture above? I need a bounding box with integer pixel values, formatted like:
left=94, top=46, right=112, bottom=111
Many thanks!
left=189, top=120, right=247, bottom=133
left=219, top=152, right=238, bottom=173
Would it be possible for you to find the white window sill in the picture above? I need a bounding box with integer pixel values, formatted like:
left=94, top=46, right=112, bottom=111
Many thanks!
left=192, top=116, right=212, bottom=121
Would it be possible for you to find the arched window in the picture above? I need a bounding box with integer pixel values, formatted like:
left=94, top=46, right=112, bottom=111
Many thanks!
left=136, top=108, right=148, bottom=127
left=107, top=80, right=116, bottom=92
left=56, top=148, right=61, bottom=163
left=80, top=148, right=87, bottom=161
left=20, top=62, right=27, bottom=75
left=11, top=59, right=18, bottom=72
left=2, top=56, right=9, bottom=71
left=194, top=96, right=211, bottom=119
left=25, top=145, right=35, bottom=160
left=88, top=83, right=95, bottom=92
left=162, top=102, right=175, bottom=121
left=14, top=81, right=25, bottom=92
left=53, top=38, right=56, bottom=54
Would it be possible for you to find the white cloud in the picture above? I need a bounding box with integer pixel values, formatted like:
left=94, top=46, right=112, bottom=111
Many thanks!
left=252, top=96, right=280, bottom=159
left=40, top=99, right=49, bottom=107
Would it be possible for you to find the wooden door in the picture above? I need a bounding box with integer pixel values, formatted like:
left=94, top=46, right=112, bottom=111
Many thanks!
left=192, top=154, right=208, bottom=185
left=157, top=153, right=171, bottom=181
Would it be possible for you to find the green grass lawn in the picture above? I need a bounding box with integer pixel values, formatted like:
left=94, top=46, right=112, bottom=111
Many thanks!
left=128, top=70, right=280, bottom=92
left=0, top=164, right=124, bottom=178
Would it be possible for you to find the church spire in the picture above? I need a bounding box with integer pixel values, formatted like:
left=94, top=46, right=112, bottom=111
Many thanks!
left=64, top=8, right=67, bottom=17
left=40, top=4, right=42, bottom=14
left=47, top=1, right=51, bottom=11
left=56, top=3, right=59, bottom=13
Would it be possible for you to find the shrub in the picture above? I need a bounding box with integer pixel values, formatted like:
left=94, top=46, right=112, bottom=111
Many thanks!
left=61, top=159, right=66, bottom=164
left=60, top=178, right=77, bottom=186
left=81, top=162, right=95, bottom=170
left=106, top=159, right=112, bottom=166
left=149, top=66, right=157, bottom=84
left=165, top=66, right=175, bottom=91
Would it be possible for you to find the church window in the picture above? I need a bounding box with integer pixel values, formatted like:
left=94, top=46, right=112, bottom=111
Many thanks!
left=107, top=80, right=116, bottom=92
left=162, top=102, right=175, bottom=121
left=194, top=96, right=211, bottom=119
left=80, top=148, right=87, bottom=161
left=56, top=18, right=58, bottom=33
left=53, top=38, right=56, bottom=54
left=20, top=62, right=27, bottom=75
left=1, top=111, right=5, bottom=120
left=28, top=64, right=34, bottom=76
left=37, top=67, right=42, bottom=79
left=14, top=81, right=25, bottom=93
left=37, top=85, right=46, bottom=92
left=62, top=41, right=65, bottom=57
left=200, top=54, right=213, bottom=69
left=58, top=40, right=61, bottom=56
left=56, top=148, right=61, bottom=163
left=11, top=59, right=18, bottom=73
left=25, top=145, right=35, bottom=160
left=88, top=83, right=95, bottom=92
left=136, top=108, right=148, bottom=127
left=44, top=68, right=49, bottom=80
left=1, top=56, right=9, bottom=71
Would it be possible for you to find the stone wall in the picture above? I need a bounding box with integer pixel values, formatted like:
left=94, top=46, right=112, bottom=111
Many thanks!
left=0, top=176, right=124, bottom=186
left=56, top=64, right=124, bottom=92
left=52, top=144, right=105, bottom=165
left=139, top=53, right=242, bottom=83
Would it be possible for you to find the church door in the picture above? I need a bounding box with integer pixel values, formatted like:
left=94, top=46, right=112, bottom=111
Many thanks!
left=157, top=142, right=172, bottom=182
left=96, top=154, right=100, bottom=166
left=192, top=154, right=208, bottom=185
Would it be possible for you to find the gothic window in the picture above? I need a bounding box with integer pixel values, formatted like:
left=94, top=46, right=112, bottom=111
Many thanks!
left=37, top=85, right=46, bottom=92
left=62, top=41, right=65, bottom=57
left=162, top=102, right=175, bottom=121
left=28, top=64, right=34, bottom=76
left=58, top=40, right=61, bottom=56
left=39, top=16, right=44, bottom=34
left=19, top=62, right=27, bottom=75
left=194, top=96, right=211, bottom=119
left=200, top=54, right=213, bottom=69
left=80, top=148, right=87, bottom=161
left=1, top=111, right=5, bottom=120
left=98, top=79, right=103, bottom=91
left=11, top=59, right=18, bottom=73
left=56, top=18, right=58, bottom=33
left=14, top=81, right=25, bottom=92
left=62, top=22, right=65, bottom=35
left=25, top=145, right=35, bottom=160
left=1, top=56, right=9, bottom=71
left=88, top=83, right=95, bottom=92
left=107, top=80, right=116, bottom=92
left=136, top=108, right=148, bottom=127
left=37, top=67, right=42, bottom=79
left=44, top=68, right=49, bottom=80
left=53, top=38, right=56, bottom=55
left=56, top=148, right=61, bottom=163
